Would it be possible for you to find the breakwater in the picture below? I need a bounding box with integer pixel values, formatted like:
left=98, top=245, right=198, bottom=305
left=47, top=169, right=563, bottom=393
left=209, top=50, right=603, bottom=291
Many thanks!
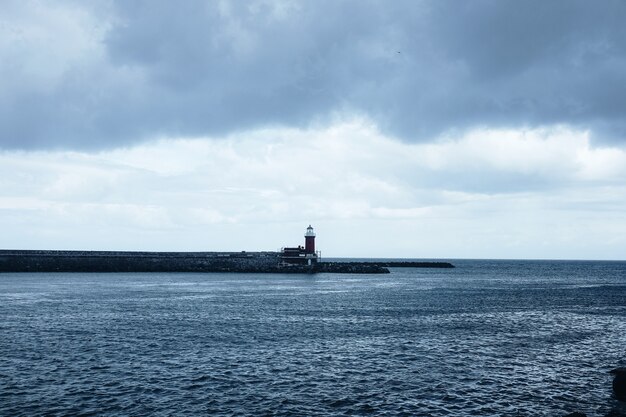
left=314, top=261, right=454, bottom=273
left=377, top=261, right=454, bottom=268
left=0, top=250, right=280, bottom=273
left=0, top=250, right=453, bottom=274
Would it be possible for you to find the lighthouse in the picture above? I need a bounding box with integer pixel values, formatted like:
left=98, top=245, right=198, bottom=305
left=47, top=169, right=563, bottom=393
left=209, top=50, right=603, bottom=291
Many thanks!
left=280, top=225, right=318, bottom=265
left=304, top=225, right=316, bottom=254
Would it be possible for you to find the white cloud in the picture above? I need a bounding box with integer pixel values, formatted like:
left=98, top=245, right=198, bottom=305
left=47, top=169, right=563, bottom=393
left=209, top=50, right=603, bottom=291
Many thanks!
left=575, top=144, right=626, bottom=181
left=1, top=120, right=625, bottom=259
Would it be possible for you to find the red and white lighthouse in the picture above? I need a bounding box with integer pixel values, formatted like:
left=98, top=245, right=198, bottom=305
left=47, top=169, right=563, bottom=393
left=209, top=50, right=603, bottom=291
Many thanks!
left=304, top=225, right=316, bottom=254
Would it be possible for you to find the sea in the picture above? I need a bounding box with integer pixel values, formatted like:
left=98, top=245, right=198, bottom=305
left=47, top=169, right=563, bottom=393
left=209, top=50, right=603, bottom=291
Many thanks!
left=1, top=259, right=625, bottom=417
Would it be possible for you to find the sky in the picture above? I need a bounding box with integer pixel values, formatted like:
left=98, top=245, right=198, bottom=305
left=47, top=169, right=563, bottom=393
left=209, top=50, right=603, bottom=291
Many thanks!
left=1, top=0, right=626, bottom=259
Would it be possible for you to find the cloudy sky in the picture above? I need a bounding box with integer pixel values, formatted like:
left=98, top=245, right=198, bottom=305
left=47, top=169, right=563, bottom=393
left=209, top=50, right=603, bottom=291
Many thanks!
left=1, top=0, right=626, bottom=259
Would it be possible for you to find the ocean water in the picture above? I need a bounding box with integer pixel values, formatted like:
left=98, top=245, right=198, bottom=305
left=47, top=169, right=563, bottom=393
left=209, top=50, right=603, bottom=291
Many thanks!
left=1, top=259, right=625, bottom=416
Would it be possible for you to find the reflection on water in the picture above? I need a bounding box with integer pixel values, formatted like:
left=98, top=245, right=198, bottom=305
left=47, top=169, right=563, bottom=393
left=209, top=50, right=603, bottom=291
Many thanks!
left=1, top=260, right=625, bottom=416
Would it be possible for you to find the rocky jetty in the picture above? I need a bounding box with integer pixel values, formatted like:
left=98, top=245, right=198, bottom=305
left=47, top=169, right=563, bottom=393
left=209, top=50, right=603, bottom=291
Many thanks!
left=372, top=261, right=454, bottom=268
left=0, top=250, right=456, bottom=274
left=314, top=262, right=389, bottom=274
left=279, top=261, right=455, bottom=274
left=0, top=250, right=281, bottom=273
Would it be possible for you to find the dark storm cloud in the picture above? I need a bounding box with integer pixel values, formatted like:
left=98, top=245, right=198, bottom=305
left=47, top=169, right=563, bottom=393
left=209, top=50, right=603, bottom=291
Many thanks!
left=2, top=0, right=626, bottom=150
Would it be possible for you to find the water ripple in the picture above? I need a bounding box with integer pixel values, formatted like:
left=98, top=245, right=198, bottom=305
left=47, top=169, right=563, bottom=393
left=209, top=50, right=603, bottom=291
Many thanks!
left=1, top=261, right=625, bottom=416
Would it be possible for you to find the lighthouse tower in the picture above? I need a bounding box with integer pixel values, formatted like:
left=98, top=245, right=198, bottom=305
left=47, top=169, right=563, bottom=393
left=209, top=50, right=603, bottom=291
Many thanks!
left=304, top=225, right=316, bottom=254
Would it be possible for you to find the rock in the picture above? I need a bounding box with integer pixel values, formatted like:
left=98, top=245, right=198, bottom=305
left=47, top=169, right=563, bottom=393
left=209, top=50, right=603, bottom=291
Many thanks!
left=610, top=367, right=626, bottom=402
left=314, top=262, right=390, bottom=274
